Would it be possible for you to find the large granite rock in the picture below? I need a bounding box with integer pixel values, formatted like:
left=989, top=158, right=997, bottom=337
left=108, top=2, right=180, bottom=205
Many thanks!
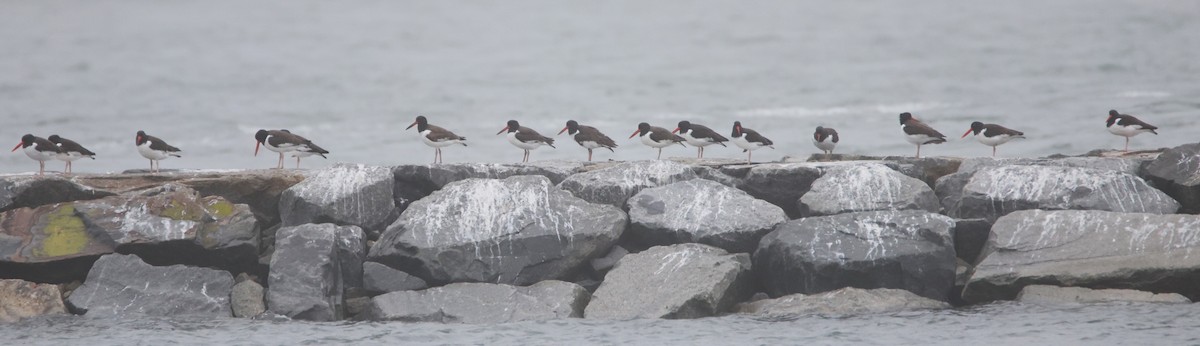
left=754, top=211, right=957, bottom=301
left=392, top=161, right=588, bottom=213
left=936, top=157, right=1150, bottom=217
left=963, top=210, right=1200, bottom=303
left=279, top=164, right=397, bottom=234
left=0, top=203, right=116, bottom=283
left=797, top=163, right=940, bottom=217
left=626, top=179, right=787, bottom=253
left=0, top=279, right=68, bottom=323
left=370, top=175, right=625, bottom=286
left=952, top=218, right=992, bottom=264
left=716, top=163, right=822, bottom=218
left=803, top=154, right=963, bottom=187
left=1145, top=143, right=1200, bottom=214
left=1017, top=285, right=1190, bottom=305
left=557, top=161, right=698, bottom=208
left=955, top=165, right=1179, bottom=221
left=65, top=254, right=233, bottom=317
left=231, top=279, right=266, bottom=318
left=735, top=287, right=949, bottom=318
left=0, top=175, right=114, bottom=213
left=364, top=281, right=589, bottom=323
left=362, top=262, right=427, bottom=294
left=267, top=224, right=360, bottom=321
left=585, top=244, right=753, bottom=320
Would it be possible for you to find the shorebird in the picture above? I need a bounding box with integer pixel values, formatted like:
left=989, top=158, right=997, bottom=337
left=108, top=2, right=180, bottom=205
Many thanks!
left=673, top=121, right=727, bottom=159
left=899, top=112, right=946, bottom=158
left=812, top=126, right=839, bottom=155
left=254, top=129, right=329, bottom=169
left=497, top=120, right=555, bottom=163
left=407, top=115, right=466, bottom=164
left=961, top=121, right=1025, bottom=157
left=11, top=134, right=61, bottom=175
left=559, top=120, right=616, bottom=161
left=47, top=135, right=96, bottom=174
left=730, top=121, right=773, bottom=163
left=135, top=130, right=182, bottom=173
left=630, top=122, right=685, bottom=160
left=1106, top=109, right=1158, bottom=151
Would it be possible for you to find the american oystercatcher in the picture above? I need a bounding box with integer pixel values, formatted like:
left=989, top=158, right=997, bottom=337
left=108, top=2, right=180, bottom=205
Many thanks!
left=254, top=129, right=329, bottom=169
left=1106, top=109, right=1158, bottom=151
left=497, top=120, right=555, bottom=163
left=899, top=112, right=946, bottom=158
left=47, top=135, right=96, bottom=174
left=135, top=130, right=182, bottom=173
left=558, top=120, right=616, bottom=161
left=673, top=121, right=728, bottom=159
left=406, top=115, right=466, bottom=164
left=812, top=126, right=839, bottom=155
left=730, top=121, right=773, bottom=163
left=961, top=121, right=1025, bottom=157
left=11, top=134, right=62, bottom=175
left=629, top=122, right=685, bottom=160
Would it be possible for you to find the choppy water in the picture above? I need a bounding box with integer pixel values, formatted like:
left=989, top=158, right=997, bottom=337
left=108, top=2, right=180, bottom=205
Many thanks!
left=4, top=302, right=1200, bottom=345
left=2, top=0, right=1198, bottom=173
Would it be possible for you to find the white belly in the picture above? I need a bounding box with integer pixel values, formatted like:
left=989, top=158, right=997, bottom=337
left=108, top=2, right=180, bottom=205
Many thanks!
left=680, top=131, right=716, bottom=147
left=137, top=142, right=171, bottom=160
left=974, top=133, right=1017, bottom=147
left=57, top=152, right=88, bottom=162
left=577, top=139, right=604, bottom=149
left=507, top=132, right=546, bottom=150
left=1107, top=124, right=1151, bottom=138
left=291, top=151, right=317, bottom=158
left=421, top=130, right=464, bottom=148
left=640, top=134, right=676, bottom=148
left=732, top=136, right=764, bottom=151
left=905, top=134, right=939, bottom=145
left=22, top=145, right=56, bottom=162
left=813, top=138, right=837, bottom=152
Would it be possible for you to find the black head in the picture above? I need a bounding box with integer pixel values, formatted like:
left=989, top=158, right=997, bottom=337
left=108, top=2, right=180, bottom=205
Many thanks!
left=498, top=120, right=521, bottom=135
left=21, top=134, right=35, bottom=146
left=1108, top=109, right=1120, bottom=118
left=732, top=121, right=743, bottom=137
left=677, top=121, right=692, bottom=131
left=815, top=126, right=825, bottom=133
left=255, top=129, right=269, bottom=143
left=407, top=115, right=428, bottom=131
left=136, top=130, right=148, bottom=145
left=970, top=121, right=985, bottom=131
left=899, top=112, right=914, bottom=125
left=48, top=135, right=62, bottom=143
left=630, top=122, right=652, bottom=138
left=562, top=120, right=580, bottom=135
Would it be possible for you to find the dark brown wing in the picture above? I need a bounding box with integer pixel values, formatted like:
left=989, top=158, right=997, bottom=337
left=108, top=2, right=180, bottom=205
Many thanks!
left=649, top=126, right=685, bottom=144
left=1117, top=115, right=1158, bottom=131
left=578, top=125, right=617, bottom=149
left=814, top=128, right=839, bottom=143
left=146, top=135, right=181, bottom=152
left=982, top=124, right=1024, bottom=137
left=903, top=120, right=946, bottom=139
left=742, top=128, right=773, bottom=146
left=56, top=138, right=96, bottom=156
left=689, top=124, right=729, bottom=144
left=516, top=126, right=555, bottom=147
left=426, top=124, right=467, bottom=142
left=33, top=137, right=62, bottom=153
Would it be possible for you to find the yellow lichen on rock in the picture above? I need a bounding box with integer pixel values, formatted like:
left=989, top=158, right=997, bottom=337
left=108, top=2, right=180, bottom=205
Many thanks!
left=34, top=205, right=89, bottom=259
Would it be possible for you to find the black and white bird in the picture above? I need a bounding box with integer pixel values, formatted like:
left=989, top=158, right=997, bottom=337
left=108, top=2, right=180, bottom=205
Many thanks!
left=48, top=135, right=96, bottom=174
left=672, top=121, right=728, bottom=159
left=730, top=121, right=773, bottom=163
left=1105, top=109, right=1158, bottom=151
left=135, top=130, right=182, bottom=173
left=812, top=126, right=839, bottom=155
left=11, top=134, right=62, bottom=175
left=254, top=129, right=329, bottom=169
left=407, top=115, right=467, bottom=164
left=497, top=120, right=555, bottom=163
left=961, top=121, right=1025, bottom=157
left=559, top=120, right=616, bottom=161
left=629, top=122, right=685, bottom=160
left=899, top=112, right=946, bottom=158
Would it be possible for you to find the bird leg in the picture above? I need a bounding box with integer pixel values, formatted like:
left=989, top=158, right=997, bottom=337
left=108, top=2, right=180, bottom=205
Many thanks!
left=295, top=156, right=301, bottom=169
left=1125, top=137, right=1130, bottom=152
left=657, top=148, right=662, bottom=160
left=915, top=144, right=922, bottom=159
left=992, top=146, right=997, bottom=157
left=587, top=149, right=593, bottom=162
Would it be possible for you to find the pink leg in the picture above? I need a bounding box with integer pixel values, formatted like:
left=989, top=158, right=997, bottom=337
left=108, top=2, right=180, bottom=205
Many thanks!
left=587, top=149, right=593, bottom=161
left=916, top=145, right=921, bottom=158
left=1125, top=137, right=1130, bottom=152
left=296, top=156, right=301, bottom=169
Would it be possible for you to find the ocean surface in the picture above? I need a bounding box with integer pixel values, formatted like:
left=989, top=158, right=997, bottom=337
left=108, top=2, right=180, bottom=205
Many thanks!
left=2, top=0, right=1199, bottom=173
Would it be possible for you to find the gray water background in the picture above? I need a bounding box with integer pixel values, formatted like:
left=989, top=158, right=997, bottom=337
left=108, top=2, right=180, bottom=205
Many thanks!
left=1, top=0, right=1198, bottom=172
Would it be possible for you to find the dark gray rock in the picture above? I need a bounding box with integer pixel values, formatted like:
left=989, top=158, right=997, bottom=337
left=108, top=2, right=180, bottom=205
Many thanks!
left=589, top=246, right=628, bottom=274
left=952, top=218, right=992, bottom=264
left=627, top=179, right=787, bottom=253
left=585, top=243, right=753, bottom=320
left=933, top=172, right=972, bottom=218
left=802, top=154, right=964, bottom=187
left=717, top=163, right=822, bottom=218
left=392, top=161, right=589, bottom=213
left=279, top=164, right=397, bottom=234
left=0, top=175, right=114, bottom=213
left=1145, top=143, right=1200, bottom=214
left=362, top=262, right=427, bottom=294
left=370, top=175, right=626, bottom=285
left=956, top=165, right=1179, bottom=221
left=955, top=156, right=1146, bottom=177
left=231, top=280, right=266, bottom=318
left=735, top=287, right=949, bottom=318
left=797, top=163, right=940, bottom=217
left=364, top=281, right=589, bottom=323
left=962, top=210, right=1200, bottom=303
left=267, top=224, right=356, bottom=321
left=65, top=254, right=233, bottom=317
left=1017, top=285, right=1190, bottom=304
left=558, top=160, right=698, bottom=208
left=332, top=225, right=367, bottom=289
left=754, top=211, right=956, bottom=301
left=0, top=279, right=68, bottom=323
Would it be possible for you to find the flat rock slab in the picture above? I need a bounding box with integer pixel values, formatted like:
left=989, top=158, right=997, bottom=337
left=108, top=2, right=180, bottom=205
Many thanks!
left=1145, top=142, right=1200, bottom=214
left=956, top=165, right=1179, bottom=221
left=963, top=210, right=1200, bottom=303
left=0, top=279, right=68, bottom=323
left=279, top=164, right=396, bottom=233
left=0, top=175, right=114, bottom=213
left=797, top=163, right=940, bottom=217
left=1017, top=285, right=1190, bottom=305
left=364, top=281, right=589, bottom=323
left=392, top=161, right=588, bottom=213
left=736, top=287, right=949, bottom=318
left=585, top=243, right=753, bottom=320
left=268, top=224, right=363, bottom=321
left=73, top=169, right=307, bottom=225
left=716, top=163, right=823, bottom=218
left=627, top=179, right=787, bottom=253
left=370, top=175, right=625, bottom=286
left=754, top=210, right=957, bottom=301
left=557, top=160, right=698, bottom=208
left=65, top=254, right=233, bottom=317
left=362, top=262, right=427, bottom=294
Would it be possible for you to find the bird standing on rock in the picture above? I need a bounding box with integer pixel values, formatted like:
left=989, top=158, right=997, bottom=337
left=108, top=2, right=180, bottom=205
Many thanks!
left=899, top=112, right=946, bottom=158
left=254, top=129, right=329, bottom=169
left=673, top=121, right=727, bottom=159
left=135, top=130, right=182, bottom=173
left=48, top=135, right=95, bottom=174
left=961, top=121, right=1025, bottom=157
left=1105, top=109, right=1158, bottom=152
left=497, top=120, right=555, bottom=163
left=407, top=115, right=466, bottom=164
left=559, top=120, right=616, bottom=161
left=630, top=122, right=685, bottom=160
left=730, top=121, right=773, bottom=163
left=12, top=134, right=61, bottom=175
left=812, top=126, right=839, bottom=156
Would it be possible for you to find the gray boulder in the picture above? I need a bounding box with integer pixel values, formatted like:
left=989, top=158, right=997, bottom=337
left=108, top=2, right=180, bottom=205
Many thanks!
left=1017, top=285, right=1190, bottom=305
left=392, top=161, right=588, bottom=214
left=956, top=156, right=1145, bottom=177
left=627, top=179, right=787, bottom=253
left=952, top=218, right=992, bottom=264
left=717, top=163, right=822, bottom=218
left=231, top=280, right=266, bottom=318
left=364, top=281, right=589, bottom=323
left=801, top=154, right=963, bottom=187
left=370, top=175, right=625, bottom=285
left=754, top=211, right=956, bottom=301
left=585, top=243, right=753, bottom=320
left=558, top=160, right=698, bottom=208
left=268, top=224, right=360, bottom=321
left=933, top=172, right=972, bottom=218
left=0, top=175, right=114, bottom=213
left=0, top=279, right=68, bottom=323
left=735, top=287, right=949, bottom=318
left=956, top=165, right=1179, bottom=221
left=1145, top=143, right=1200, bottom=214
left=963, top=210, right=1200, bottom=303
left=279, top=163, right=397, bottom=234
left=362, top=262, right=427, bottom=294
left=797, top=163, right=940, bottom=217
left=65, top=254, right=233, bottom=317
